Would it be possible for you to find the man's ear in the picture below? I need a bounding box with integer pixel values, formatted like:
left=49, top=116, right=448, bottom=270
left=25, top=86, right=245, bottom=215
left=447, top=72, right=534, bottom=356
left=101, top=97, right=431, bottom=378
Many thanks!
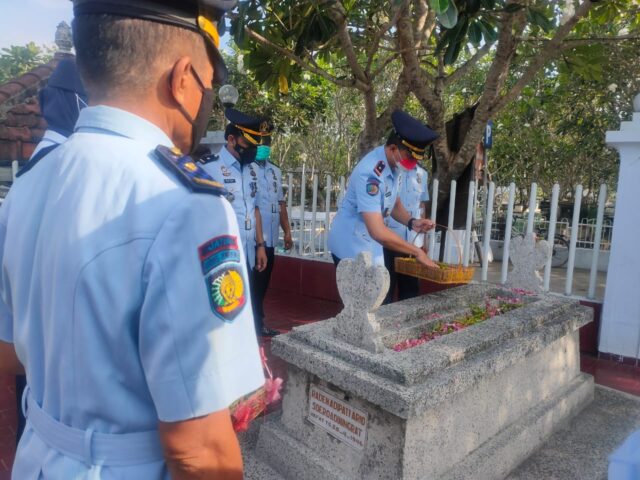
left=169, top=56, right=193, bottom=106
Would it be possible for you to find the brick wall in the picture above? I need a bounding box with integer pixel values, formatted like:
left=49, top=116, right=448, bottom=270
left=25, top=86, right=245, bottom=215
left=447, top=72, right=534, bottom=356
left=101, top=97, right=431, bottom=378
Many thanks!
left=0, top=100, right=47, bottom=164
left=0, top=55, right=72, bottom=167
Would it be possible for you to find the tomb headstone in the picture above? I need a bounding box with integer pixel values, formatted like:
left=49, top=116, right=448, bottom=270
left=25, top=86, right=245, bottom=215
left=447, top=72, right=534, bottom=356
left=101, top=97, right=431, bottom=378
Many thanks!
left=255, top=253, right=594, bottom=479
left=505, top=232, right=551, bottom=293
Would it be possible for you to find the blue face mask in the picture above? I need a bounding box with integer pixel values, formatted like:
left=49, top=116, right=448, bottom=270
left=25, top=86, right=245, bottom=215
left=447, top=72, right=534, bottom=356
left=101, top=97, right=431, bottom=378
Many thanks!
left=256, top=145, right=271, bottom=162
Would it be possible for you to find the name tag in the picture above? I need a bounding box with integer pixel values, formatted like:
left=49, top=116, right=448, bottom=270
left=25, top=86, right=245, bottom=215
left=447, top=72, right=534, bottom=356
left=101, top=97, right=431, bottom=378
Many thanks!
left=245, top=218, right=252, bottom=230
left=385, top=191, right=392, bottom=197
left=272, top=205, right=278, bottom=214
left=224, top=179, right=236, bottom=184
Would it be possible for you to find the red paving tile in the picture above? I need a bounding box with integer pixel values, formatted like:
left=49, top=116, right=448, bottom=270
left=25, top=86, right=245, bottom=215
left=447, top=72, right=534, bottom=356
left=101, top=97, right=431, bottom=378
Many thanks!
left=580, top=354, right=640, bottom=397
left=0, top=375, right=15, bottom=475
left=0, top=291, right=638, bottom=476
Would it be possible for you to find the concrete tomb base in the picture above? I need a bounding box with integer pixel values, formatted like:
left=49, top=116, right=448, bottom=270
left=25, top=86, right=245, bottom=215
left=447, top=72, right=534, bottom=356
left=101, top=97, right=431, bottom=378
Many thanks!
left=255, top=254, right=594, bottom=479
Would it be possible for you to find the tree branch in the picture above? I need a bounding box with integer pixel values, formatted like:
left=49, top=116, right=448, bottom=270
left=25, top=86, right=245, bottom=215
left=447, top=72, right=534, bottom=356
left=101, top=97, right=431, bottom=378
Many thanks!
left=376, top=69, right=411, bottom=129
left=365, top=2, right=409, bottom=76
left=370, top=53, right=401, bottom=81
left=491, top=0, right=595, bottom=113
left=518, top=34, right=640, bottom=45
left=452, top=1, right=525, bottom=174
left=242, top=25, right=367, bottom=90
left=396, top=5, right=450, bottom=165
left=323, top=2, right=371, bottom=87
left=444, top=43, right=494, bottom=87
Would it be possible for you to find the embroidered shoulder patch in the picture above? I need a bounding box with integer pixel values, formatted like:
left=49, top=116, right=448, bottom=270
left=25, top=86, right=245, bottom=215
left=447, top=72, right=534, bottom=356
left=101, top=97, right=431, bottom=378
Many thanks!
left=207, top=267, right=246, bottom=321
left=155, top=145, right=226, bottom=196
left=198, top=235, right=246, bottom=322
left=366, top=178, right=380, bottom=196
left=374, top=161, right=386, bottom=177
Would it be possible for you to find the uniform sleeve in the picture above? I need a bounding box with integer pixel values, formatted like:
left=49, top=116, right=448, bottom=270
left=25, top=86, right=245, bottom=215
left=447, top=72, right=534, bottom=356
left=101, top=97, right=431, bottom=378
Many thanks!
left=355, top=166, right=383, bottom=214
left=419, top=170, right=430, bottom=202
left=139, top=194, right=264, bottom=422
left=0, top=222, right=13, bottom=342
left=276, top=167, right=285, bottom=203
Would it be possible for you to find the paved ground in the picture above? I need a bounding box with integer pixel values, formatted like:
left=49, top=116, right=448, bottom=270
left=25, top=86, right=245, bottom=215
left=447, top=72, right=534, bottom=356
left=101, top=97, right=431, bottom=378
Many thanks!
left=508, top=386, right=640, bottom=480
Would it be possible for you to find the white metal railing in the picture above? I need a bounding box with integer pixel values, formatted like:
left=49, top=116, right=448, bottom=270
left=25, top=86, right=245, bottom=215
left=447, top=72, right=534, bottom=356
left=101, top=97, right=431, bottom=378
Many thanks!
left=279, top=170, right=615, bottom=302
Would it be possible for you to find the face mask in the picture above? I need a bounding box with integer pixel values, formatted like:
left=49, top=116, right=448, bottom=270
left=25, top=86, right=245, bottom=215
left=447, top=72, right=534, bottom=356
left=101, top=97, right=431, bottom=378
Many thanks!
left=393, top=148, right=417, bottom=172
left=174, top=66, right=214, bottom=155
left=235, top=143, right=258, bottom=166
left=399, top=156, right=418, bottom=171
left=255, top=145, right=271, bottom=163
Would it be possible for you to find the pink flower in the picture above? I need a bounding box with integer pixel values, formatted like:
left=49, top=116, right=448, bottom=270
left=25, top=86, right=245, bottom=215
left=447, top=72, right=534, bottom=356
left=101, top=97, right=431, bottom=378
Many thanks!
left=232, top=401, right=254, bottom=432
left=510, top=288, right=535, bottom=296
left=265, top=377, right=284, bottom=404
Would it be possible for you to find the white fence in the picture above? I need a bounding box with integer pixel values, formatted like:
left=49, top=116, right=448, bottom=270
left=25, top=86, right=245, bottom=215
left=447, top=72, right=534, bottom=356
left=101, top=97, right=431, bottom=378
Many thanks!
left=279, top=171, right=614, bottom=301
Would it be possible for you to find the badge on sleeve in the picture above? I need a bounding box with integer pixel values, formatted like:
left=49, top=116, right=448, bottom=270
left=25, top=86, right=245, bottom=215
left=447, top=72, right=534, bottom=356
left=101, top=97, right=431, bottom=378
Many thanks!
left=198, top=235, right=246, bottom=322
left=374, top=161, right=386, bottom=177
left=366, top=178, right=380, bottom=196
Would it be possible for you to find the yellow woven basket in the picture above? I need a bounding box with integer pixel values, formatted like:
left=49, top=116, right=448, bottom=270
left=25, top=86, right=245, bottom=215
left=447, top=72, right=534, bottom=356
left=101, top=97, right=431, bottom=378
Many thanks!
left=394, top=226, right=475, bottom=285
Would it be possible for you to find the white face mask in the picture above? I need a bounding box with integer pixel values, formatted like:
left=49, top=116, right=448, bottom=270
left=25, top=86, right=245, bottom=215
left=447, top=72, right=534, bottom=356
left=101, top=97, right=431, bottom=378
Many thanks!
left=76, top=94, right=88, bottom=114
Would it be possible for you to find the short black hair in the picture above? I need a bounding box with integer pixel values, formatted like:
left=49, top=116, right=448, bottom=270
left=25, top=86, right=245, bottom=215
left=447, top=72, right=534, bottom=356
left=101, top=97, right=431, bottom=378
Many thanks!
left=224, top=123, right=241, bottom=140
left=386, top=131, right=411, bottom=154
left=386, top=131, right=400, bottom=146
left=73, top=14, right=206, bottom=96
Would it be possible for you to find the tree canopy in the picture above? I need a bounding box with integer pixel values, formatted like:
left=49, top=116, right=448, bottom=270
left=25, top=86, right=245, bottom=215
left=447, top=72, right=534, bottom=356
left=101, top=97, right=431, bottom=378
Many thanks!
left=0, top=43, right=52, bottom=84
left=229, top=0, right=639, bottom=201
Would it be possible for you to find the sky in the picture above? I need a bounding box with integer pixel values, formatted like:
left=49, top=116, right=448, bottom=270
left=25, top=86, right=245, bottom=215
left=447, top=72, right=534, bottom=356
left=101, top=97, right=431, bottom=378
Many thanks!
left=0, top=0, right=74, bottom=49
left=0, top=1, right=232, bottom=51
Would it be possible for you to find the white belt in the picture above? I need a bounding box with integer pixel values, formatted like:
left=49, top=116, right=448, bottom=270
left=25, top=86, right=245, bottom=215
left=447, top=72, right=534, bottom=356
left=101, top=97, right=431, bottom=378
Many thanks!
left=23, top=387, right=164, bottom=467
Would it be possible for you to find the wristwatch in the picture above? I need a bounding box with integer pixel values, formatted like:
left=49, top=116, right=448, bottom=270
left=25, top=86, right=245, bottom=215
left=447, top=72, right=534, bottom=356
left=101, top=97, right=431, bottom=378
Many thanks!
left=407, top=218, right=416, bottom=231
left=256, top=242, right=266, bottom=248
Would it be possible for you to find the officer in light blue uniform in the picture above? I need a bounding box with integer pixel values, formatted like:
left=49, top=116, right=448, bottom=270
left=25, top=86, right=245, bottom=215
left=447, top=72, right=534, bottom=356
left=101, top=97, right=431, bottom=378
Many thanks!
left=0, top=1, right=265, bottom=478
left=385, top=164, right=431, bottom=302
left=202, top=108, right=269, bottom=334
left=328, top=110, right=439, bottom=269
left=202, top=109, right=264, bottom=270
left=253, top=123, right=293, bottom=337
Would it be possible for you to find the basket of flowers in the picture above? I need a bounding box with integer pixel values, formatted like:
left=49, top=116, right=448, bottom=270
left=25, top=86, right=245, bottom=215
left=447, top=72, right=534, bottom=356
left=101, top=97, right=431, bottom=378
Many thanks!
left=394, top=226, right=475, bottom=285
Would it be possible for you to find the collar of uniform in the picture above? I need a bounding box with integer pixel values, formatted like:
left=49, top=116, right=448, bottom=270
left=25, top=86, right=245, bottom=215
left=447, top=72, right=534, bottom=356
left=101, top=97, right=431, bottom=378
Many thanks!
left=373, top=145, right=395, bottom=179
left=42, top=129, right=68, bottom=146
left=219, top=145, right=242, bottom=170
left=75, top=105, right=174, bottom=148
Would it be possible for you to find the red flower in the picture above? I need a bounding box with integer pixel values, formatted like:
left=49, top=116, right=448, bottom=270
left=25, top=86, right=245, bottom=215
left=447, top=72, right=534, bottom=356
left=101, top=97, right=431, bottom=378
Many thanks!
left=265, top=378, right=284, bottom=404
left=232, top=401, right=254, bottom=432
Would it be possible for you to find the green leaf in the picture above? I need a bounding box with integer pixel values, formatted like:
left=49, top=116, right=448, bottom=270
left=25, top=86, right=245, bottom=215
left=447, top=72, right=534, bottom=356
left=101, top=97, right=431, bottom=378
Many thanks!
left=526, top=7, right=554, bottom=33
left=443, top=17, right=469, bottom=65
left=438, top=1, right=459, bottom=29
left=430, top=0, right=450, bottom=14
left=478, top=18, right=498, bottom=42
left=468, top=21, right=482, bottom=46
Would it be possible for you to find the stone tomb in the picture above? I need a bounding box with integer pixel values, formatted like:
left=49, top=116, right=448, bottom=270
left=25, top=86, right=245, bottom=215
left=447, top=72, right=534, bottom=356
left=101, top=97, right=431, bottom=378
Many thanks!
left=255, top=253, right=594, bottom=479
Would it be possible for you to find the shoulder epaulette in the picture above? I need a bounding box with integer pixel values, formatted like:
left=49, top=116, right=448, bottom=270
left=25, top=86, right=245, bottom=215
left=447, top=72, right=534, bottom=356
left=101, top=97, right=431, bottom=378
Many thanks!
left=198, top=153, right=219, bottom=165
left=155, top=145, right=226, bottom=196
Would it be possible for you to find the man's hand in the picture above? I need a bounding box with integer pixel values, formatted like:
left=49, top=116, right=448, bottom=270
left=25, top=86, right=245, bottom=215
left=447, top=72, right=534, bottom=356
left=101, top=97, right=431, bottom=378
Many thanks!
left=416, top=249, right=438, bottom=269
left=283, top=232, right=293, bottom=250
left=256, top=246, right=268, bottom=272
left=411, top=218, right=435, bottom=233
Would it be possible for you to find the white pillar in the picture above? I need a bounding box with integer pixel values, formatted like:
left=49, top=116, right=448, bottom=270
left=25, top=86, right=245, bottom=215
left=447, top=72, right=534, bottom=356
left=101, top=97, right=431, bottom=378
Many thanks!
left=599, top=94, right=640, bottom=359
